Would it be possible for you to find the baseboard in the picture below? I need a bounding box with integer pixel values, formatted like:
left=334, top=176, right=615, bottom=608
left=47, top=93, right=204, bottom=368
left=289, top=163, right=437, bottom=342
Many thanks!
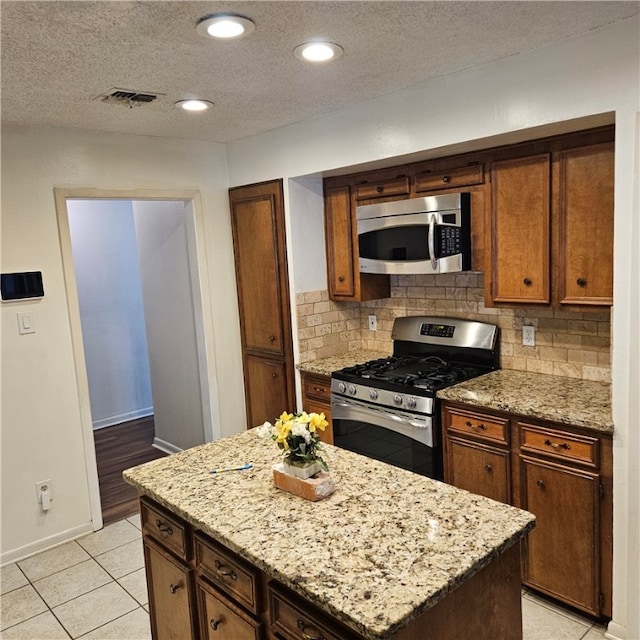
left=153, top=437, right=182, bottom=455
left=605, top=620, right=625, bottom=640
left=92, top=408, right=154, bottom=430
left=1, top=522, right=95, bottom=567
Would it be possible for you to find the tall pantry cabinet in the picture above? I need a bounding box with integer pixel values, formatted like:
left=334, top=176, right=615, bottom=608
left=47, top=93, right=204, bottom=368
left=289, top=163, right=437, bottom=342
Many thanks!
left=229, top=180, right=295, bottom=429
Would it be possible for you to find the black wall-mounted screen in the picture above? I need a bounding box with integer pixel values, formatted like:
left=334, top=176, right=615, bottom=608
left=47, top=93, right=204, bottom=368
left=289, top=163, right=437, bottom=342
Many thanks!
left=1, top=272, right=44, bottom=300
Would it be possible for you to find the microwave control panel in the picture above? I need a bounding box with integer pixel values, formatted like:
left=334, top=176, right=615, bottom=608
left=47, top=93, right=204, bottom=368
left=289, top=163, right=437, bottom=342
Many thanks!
left=438, top=227, right=463, bottom=257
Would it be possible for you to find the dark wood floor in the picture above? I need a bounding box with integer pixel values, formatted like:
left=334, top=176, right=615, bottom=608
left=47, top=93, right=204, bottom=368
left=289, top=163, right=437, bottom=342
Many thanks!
left=94, top=416, right=167, bottom=525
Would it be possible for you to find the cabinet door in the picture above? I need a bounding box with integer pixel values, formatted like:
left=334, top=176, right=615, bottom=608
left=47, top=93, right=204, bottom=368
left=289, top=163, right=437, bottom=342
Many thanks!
left=230, top=187, right=288, bottom=356
left=490, top=154, right=551, bottom=304
left=244, top=355, right=290, bottom=428
left=557, top=142, right=614, bottom=306
left=446, top=438, right=510, bottom=504
left=144, top=539, right=198, bottom=640
left=324, top=184, right=356, bottom=299
left=198, top=579, right=262, bottom=640
left=521, top=456, right=600, bottom=615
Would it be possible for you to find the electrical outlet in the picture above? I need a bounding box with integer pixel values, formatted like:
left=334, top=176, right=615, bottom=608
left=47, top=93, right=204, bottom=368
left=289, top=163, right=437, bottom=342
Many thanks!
left=522, top=325, right=536, bottom=347
left=36, top=479, right=53, bottom=509
left=368, top=314, right=377, bottom=331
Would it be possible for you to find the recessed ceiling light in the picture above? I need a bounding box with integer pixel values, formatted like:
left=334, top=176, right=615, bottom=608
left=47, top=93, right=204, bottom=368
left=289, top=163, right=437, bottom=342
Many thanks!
left=175, top=99, right=214, bottom=112
left=196, top=14, right=255, bottom=39
left=293, top=42, right=343, bottom=63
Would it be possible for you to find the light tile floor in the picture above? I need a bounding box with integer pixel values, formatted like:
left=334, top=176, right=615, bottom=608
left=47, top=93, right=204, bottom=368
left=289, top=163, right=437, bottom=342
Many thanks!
left=1, top=514, right=610, bottom=639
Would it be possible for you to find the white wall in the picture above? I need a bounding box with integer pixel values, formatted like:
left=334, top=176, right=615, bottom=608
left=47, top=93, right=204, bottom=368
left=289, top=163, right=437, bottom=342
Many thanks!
left=133, top=200, right=204, bottom=452
left=0, top=127, right=244, bottom=562
left=226, top=18, right=640, bottom=639
left=67, top=199, right=153, bottom=429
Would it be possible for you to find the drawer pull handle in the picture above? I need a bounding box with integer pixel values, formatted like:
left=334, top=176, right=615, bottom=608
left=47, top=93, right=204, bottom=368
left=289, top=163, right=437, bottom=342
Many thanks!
left=536, top=480, right=545, bottom=489
left=297, top=619, right=325, bottom=640
left=210, top=617, right=223, bottom=631
left=544, top=439, right=570, bottom=451
left=155, top=519, right=173, bottom=536
left=313, top=386, right=326, bottom=394
left=485, top=464, right=493, bottom=472
left=214, top=559, right=237, bottom=581
left=169, top=582, right=181, bottom=594
left=465, top=420, right=486, bottom=431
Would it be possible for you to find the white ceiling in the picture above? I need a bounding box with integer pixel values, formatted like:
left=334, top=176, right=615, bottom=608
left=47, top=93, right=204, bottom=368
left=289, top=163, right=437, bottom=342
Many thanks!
left=1, top=1, right=638, bottom=144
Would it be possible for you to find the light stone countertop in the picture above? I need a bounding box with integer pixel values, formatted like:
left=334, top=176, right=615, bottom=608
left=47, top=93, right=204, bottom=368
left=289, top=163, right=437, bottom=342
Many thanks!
left=297, top=350, right=389, bottom=376
left=437, top=369, right=613, bottom=433
left=124, top=428, right=535, bottom=640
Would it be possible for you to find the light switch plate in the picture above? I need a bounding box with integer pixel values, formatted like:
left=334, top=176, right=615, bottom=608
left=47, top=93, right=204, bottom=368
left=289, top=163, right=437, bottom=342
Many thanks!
left=17, top=312, right=36, bottom=334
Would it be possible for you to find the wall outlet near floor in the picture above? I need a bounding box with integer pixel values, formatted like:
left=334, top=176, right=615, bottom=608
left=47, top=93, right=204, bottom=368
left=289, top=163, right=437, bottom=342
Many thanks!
left=522, top=325, right=536, bottom=347
left=368, top=314, right=377, bottom=331
left=36, top=479, right=53, bottom=511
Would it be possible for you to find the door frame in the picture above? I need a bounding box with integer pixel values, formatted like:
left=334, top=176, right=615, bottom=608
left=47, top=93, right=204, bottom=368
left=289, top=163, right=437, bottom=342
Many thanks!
left=54, top=188, right=220, bottom=531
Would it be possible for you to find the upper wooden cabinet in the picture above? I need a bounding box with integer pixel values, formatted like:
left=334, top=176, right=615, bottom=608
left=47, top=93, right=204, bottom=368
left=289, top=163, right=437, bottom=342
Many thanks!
left=415, top=163, right=484, bottom=193
left=556, top=142, right=614, bottom=307
left=323, top=181, right=390, bottom=302
left=486, top=129, right=614, bottom=309
left=489, top=154, right=552, bottom=304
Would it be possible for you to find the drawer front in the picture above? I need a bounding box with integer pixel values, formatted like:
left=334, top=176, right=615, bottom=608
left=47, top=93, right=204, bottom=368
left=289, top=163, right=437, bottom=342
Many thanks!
left=415, top=165, right=484, bottom=192
left=520, top=423, right=598, bottom=467
left=269, top=582, right=360, bottom=640
left=302, top=374, right=331, bottom=403
left=198, top=578, right=262, bottom=640
left=141, top=498, right=190, bottom=561
left=196, top=534, right=260, bottom=615
left=446, top=408, right=509, bottom=445
left=355, top=176, right=410, bottom=201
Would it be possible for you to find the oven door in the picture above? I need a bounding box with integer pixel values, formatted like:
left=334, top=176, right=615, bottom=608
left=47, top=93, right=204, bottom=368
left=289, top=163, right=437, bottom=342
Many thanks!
left=331, top=396, right=443, bottom=480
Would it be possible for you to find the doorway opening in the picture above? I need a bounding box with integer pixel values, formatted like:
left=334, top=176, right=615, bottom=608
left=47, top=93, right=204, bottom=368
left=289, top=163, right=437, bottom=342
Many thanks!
left=56, top=189, right=219, bottom=530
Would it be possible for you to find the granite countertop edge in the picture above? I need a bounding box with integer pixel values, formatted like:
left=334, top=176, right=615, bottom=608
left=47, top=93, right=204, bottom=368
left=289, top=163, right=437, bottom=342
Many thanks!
left=437, top=369, right=613, bottom=434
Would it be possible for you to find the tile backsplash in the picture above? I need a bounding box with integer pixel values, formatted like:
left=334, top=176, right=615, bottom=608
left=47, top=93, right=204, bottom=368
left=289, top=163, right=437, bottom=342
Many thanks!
left=296, top=273, right=611, bottom=382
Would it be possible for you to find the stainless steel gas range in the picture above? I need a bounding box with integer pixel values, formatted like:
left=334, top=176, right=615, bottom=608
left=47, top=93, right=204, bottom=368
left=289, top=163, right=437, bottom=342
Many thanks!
left=330, top=316, right=499, bottom=480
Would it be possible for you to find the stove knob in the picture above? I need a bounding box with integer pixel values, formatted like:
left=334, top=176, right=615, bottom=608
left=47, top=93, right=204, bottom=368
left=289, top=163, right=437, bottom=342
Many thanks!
left=407, top=397, right=417, bottom=409
left=337, top=382, right=346, bottom=394
left=369, top=389, right=378, bottom=400
left=348, top=384, right=357, bottom=396
left=394, top=394, right=403, bottom=405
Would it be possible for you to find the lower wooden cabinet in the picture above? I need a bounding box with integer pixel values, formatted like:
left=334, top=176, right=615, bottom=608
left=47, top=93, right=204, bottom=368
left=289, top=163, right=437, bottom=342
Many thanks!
left=300, top=371, right=333, bottom=444
left=442, top=402, right=612, bottom=619
left=143, top=539, right=199, bottom=640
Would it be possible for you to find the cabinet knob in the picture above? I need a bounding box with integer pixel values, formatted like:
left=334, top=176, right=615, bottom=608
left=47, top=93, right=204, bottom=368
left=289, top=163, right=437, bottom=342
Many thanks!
left=485, top=464, right=493, bottom=472
left=271, top=372, right=277, bottom=379
left=155, top=519, right=173, bottom=536
left=536, top=480, right=545, bottom=490
left=338, top=275, right=345, bottom=282
left=297, top=619, right=325, bottom=640
left=442, top=175, right=451, bottom=183
left=577, top=277, right=587, bottom=287
left=269, top=335, right=276, bottom=342
left=169, top=582, right=181, bottom=594
left=214, top=559, right=238, bottom=581
left=210, top=618, right=223, bottom=631
left=523, top=278, right=533, bottom=286
left=376, top=185, right=384, bottom=193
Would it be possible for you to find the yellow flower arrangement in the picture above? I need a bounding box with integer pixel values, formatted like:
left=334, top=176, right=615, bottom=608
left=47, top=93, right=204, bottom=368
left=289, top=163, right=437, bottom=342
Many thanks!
left=257, top=411, right=328, bottom=470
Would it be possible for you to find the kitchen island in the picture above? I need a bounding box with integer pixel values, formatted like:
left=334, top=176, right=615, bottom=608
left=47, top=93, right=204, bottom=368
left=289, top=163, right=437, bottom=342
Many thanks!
left=124, top=428, right=535, bottom=640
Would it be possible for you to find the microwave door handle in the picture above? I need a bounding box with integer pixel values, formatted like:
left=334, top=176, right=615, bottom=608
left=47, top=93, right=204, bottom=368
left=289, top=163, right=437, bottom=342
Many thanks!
left=428, top=215, right=437, bottom=270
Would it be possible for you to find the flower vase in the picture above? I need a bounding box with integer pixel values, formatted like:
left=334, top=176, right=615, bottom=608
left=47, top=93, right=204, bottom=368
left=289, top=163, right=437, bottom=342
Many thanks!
left=282, top=458, right=323, bottom=479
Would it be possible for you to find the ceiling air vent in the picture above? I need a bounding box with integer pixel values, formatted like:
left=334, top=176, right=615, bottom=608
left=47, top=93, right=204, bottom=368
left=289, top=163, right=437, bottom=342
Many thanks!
left=96, top=88, right=164, bottom=108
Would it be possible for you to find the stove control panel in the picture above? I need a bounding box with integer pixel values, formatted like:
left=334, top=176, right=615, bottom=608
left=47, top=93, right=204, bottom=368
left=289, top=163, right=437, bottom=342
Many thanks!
left=420, top=323, right=455, bottom=338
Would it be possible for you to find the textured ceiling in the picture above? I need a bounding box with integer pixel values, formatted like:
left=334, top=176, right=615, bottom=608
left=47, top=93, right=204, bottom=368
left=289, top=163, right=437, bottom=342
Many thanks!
left=1, top=1, right=638, bottom=143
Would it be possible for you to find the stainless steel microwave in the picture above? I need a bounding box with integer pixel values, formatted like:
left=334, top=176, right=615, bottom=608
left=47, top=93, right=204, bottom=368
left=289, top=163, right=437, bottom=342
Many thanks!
left=356, top=192, right=471, bottom=275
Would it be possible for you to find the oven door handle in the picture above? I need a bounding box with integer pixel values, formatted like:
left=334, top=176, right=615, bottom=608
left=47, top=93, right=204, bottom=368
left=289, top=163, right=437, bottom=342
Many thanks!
left=331, top=398, right=436, bottom=447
